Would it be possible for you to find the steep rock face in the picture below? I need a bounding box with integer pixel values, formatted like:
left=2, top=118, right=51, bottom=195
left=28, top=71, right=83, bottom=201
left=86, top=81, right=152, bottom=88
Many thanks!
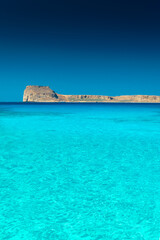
left=23, top=86, right=58, bottom=102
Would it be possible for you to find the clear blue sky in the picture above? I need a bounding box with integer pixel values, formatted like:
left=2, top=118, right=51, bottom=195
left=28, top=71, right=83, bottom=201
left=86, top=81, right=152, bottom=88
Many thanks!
left=0, top=0, right=160, bottom=101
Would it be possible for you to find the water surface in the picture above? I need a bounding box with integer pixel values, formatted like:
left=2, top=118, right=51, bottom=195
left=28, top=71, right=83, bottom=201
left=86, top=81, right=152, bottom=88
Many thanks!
left=0, top=103, right=160, bottom=240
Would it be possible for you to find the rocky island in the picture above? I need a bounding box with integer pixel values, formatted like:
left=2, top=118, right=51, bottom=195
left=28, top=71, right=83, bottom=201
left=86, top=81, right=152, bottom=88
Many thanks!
left=23, top=85, right=160, bottom=103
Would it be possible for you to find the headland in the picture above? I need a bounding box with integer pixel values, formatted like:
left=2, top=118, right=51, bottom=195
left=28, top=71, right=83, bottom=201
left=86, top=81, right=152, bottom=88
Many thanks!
left=23, top=86, right=160, bottom=103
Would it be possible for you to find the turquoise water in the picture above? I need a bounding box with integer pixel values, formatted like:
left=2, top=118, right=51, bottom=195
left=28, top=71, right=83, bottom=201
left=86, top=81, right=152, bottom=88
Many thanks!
left=0, top=103, right=160, bottom=240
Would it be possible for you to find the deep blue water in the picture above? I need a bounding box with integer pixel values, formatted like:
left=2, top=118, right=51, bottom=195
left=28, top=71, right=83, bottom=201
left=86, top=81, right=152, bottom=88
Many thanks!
left=0, top=103, right=160, bottom=240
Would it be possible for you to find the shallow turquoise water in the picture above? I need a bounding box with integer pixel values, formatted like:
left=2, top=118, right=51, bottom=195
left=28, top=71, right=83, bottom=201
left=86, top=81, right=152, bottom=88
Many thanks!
left=0, top=103, right=160, bottom=240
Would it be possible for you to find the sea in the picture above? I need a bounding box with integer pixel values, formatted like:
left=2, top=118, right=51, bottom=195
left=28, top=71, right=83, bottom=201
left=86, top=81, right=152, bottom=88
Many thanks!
left=0, top=103, right=160, bottom=240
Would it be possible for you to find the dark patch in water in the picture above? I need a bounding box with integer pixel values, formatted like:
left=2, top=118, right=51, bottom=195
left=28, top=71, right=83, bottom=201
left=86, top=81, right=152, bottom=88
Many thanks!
left=0, top=111, right=73, bottom=118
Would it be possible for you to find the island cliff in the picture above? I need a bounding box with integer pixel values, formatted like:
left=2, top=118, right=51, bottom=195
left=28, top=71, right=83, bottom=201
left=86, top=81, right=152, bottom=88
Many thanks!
left=23, top=86, right=160, bottom=103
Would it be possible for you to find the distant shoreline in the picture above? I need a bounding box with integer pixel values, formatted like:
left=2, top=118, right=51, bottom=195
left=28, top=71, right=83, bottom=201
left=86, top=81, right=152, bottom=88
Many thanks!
left=23, top=85, right=160, bottom=103
left=0, top=102, right=160, bottom=105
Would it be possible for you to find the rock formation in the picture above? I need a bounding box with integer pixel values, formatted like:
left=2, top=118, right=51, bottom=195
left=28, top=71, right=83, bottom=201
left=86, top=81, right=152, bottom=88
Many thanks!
left=23, top=86, right=58, bottom=102
left=23, top=85, right=160, bottom=103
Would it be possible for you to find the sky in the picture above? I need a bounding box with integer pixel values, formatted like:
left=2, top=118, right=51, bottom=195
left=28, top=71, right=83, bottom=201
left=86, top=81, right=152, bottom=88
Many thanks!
left=0, top=0, right=160, bottom=101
